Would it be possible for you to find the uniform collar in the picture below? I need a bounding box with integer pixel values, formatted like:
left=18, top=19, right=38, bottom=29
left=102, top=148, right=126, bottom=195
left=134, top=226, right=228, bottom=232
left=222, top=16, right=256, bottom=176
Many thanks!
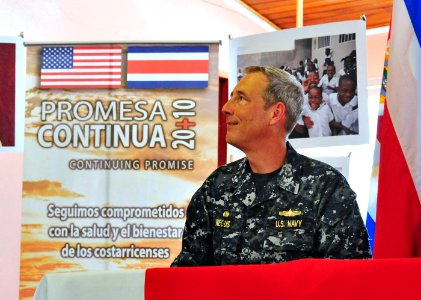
left=230, top=142, right=302, bottom=207
left=273, top=142, right=301, bottom=195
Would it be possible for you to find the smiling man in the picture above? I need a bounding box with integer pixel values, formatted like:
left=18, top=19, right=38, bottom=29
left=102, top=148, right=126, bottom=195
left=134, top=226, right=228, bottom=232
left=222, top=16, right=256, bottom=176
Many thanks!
left=171, top=66, right=371, bottom=266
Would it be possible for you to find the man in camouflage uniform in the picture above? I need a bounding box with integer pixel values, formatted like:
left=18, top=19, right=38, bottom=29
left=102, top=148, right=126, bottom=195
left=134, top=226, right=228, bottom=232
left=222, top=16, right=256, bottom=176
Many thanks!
left=171, top=66, right=371, bottom=266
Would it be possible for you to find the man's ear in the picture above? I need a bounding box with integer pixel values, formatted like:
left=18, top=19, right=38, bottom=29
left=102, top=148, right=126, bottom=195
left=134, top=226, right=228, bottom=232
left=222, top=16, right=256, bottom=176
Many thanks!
left=270, top=102, right=286, bottom=125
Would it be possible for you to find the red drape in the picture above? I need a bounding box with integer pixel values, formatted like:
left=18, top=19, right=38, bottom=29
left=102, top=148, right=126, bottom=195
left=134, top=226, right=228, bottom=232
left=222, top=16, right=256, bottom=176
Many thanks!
left=0, top=43, right=16, bottom=146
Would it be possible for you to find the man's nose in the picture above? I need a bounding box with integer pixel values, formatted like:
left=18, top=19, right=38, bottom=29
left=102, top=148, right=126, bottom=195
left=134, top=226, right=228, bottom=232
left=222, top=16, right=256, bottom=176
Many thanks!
left=222, top=100, right=233, bottom=115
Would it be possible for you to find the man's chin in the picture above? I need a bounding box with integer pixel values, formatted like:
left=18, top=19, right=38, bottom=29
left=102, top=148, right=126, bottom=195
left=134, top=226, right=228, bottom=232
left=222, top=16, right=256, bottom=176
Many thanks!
left=225, top=136, right=241, bottom=149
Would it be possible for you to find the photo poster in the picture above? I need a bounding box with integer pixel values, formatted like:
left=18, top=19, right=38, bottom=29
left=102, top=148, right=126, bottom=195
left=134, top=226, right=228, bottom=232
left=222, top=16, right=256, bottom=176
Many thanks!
left=229, top=20, right=369, bottom=149
left=0, top=36, right=25, bottom=152
left=20, top=42, right=219, bottom=299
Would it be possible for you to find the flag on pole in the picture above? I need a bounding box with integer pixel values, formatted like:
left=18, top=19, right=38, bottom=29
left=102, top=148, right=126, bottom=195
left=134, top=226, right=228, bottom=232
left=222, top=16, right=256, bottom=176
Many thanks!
left=375, top=0, right=421, bottom=257
left=40, top=46, right=122, bottom=89
left=127, top=46, right=209, bottom=88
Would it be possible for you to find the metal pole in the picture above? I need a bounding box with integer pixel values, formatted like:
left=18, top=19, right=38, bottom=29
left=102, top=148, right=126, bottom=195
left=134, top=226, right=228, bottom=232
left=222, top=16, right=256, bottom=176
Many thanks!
left=24, top=40, right=222, bottom=46
left=296, top=0, right=303, bottom=28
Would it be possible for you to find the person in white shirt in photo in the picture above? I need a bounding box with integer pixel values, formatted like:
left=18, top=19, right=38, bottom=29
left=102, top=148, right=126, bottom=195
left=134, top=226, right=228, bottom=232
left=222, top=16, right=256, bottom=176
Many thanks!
left=328, top=75, right=358, bottom=135
left=318, top=64, right=338, bottom=96
left=300, top=86, right=334, bottom=137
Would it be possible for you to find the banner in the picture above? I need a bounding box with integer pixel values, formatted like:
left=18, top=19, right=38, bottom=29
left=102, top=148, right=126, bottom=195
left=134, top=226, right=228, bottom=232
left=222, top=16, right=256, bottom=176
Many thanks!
left=375, top=0, right=421, bottom=257
left=20, top=43, right=219, bottom=299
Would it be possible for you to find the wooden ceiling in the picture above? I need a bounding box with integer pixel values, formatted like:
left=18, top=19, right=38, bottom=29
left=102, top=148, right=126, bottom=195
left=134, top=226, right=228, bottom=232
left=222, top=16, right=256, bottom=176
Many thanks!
left=240, top=0, right=393, bottom=30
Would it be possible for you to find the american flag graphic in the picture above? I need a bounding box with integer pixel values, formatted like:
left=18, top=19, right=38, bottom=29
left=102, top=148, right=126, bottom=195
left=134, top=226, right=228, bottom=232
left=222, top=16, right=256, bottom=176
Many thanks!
left=40, top=46, right=122, bottom=89
left=127, top=46, right=209, bottom=88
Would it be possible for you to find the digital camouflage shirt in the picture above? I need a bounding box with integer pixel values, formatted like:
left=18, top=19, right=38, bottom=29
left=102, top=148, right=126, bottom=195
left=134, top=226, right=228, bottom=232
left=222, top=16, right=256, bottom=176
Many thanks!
left=171, top=143, right=371, bottom=266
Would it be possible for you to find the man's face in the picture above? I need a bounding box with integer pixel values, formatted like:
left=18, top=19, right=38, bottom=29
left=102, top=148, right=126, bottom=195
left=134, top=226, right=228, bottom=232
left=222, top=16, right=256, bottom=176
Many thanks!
left=308, top=88, right=322, bottom=111
left=337, top=79, right=355, bottom=106
left=222, top=72, right=273, bottom=152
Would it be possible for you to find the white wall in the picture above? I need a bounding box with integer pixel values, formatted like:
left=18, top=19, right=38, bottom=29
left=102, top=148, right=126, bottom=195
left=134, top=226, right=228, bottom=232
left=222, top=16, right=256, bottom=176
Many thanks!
left=0, top=153, right=23, bottom=300
left=0, top=1, right=270, bottom=299
left=0, top=0, right=271, bottom=74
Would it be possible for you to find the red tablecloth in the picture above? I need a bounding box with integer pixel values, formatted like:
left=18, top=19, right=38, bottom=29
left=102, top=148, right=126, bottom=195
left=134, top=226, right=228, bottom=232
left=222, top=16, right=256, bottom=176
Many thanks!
left=145, top=258, right=421, bottom=300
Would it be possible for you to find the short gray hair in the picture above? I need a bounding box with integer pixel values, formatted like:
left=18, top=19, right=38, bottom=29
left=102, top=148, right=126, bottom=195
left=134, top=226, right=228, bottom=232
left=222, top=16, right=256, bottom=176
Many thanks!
left=243, top=66, right=304, bottom=134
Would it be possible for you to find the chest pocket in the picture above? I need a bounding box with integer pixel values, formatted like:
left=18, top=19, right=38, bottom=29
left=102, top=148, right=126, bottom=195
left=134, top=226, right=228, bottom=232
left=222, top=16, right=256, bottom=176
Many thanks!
left=212, top=208, right=243, bottom=261
left=262, top=214, right=315, bottom=262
